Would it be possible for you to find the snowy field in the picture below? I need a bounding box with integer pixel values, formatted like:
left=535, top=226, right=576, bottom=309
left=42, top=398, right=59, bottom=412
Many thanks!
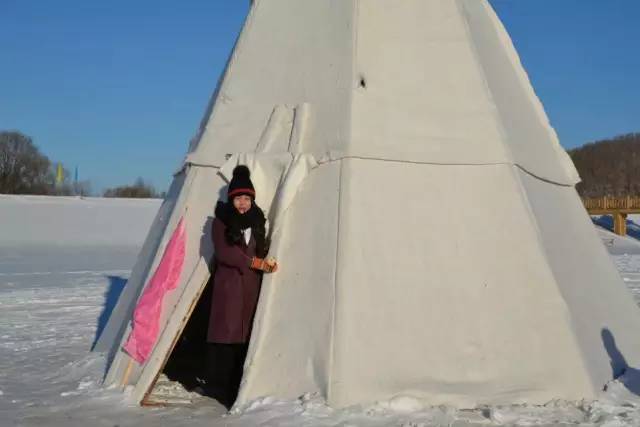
left=3, top=195, right=640, bottom=426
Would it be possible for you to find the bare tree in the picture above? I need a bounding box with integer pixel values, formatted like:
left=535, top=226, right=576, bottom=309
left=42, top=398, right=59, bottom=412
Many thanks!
left=0, top=131, right=54, bottom=194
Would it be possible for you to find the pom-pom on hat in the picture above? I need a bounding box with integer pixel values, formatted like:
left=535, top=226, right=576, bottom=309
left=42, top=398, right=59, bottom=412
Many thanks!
left=227, top=165, right=256, bottom=201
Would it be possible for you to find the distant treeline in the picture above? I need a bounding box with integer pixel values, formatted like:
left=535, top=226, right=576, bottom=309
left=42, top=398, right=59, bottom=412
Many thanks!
left=569, top=133, right=640, bottom=198
left=103, top=178, right=164, bottom=199
left=0, top=130, right=162, bottom=198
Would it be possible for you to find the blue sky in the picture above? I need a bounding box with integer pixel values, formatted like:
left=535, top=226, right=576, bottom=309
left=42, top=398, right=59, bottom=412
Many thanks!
left=1, top=1, right=638, bottom=193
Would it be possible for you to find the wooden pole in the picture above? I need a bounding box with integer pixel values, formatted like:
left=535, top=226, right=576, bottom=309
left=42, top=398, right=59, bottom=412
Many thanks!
left=613, top=212, right=628, bottom=236
left=121, top=359, right=135, bottom=389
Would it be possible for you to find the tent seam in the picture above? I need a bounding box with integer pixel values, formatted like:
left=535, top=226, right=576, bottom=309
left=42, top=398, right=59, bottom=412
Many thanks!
left=183, top=158, right=573, bottom=187
left=326, top=0, right=357, bottom=403
left=327, top=151, right=344, bottom=404
left=328, top=0, right=358, bottom=403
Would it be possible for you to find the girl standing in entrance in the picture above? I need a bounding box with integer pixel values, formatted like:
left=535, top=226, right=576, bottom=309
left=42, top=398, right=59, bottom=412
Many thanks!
left=205, top=165, right=278, bottom=408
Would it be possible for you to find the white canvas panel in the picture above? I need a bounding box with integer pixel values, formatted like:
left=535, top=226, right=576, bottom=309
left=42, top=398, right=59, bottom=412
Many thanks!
left=517, top=169, right=640, bottom=389
left=330, top=159, right=592, bottom=407
left=461, top=0, right=579, bottom=184
left=238, top=161, right=341, bottom=403
left=351, top=0, right=508, bottom=166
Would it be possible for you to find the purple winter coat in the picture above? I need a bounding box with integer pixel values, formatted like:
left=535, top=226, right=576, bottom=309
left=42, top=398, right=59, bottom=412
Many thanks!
left=207, top=217, right=262, bottom=344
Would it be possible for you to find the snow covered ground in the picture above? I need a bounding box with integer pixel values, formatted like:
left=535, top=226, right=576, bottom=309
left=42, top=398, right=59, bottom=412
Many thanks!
left=3, top=195, right=640, bottom=426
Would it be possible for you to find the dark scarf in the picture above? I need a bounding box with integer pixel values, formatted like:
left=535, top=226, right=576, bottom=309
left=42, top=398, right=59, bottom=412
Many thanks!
left=215, top=201, right=268, bottom=258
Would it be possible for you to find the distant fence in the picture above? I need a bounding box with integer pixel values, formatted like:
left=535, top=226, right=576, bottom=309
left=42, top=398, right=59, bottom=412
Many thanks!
left=581, top=196, right=640, bottom=236
left=582, top=196, right=640, bottom=212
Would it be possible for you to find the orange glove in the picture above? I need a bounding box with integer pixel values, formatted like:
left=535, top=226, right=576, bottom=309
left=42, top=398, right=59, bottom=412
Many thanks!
left=250, top=257, right=278, bottom=273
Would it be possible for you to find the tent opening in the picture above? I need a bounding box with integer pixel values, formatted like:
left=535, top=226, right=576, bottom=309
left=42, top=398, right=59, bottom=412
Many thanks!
left=149, top=272, right=251, bottom=409
left=156, top=276, right=214, bottom=400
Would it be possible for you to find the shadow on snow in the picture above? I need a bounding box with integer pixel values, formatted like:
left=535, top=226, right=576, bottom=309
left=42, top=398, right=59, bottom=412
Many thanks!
left=602, top=328, right=640, bottom=396
left=91, top=275, right=128, bottom=351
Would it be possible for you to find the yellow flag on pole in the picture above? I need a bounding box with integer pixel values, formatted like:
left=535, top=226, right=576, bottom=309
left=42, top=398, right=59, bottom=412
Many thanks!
left=56, top=163, right=64, bottom=186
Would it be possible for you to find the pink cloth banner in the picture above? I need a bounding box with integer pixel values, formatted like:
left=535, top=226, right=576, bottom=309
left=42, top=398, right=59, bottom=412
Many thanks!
left=124, top=217, right=186, bottom=363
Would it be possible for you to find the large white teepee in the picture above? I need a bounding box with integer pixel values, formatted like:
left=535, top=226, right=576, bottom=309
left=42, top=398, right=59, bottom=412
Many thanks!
left=96, top=0, right=640, bottom=408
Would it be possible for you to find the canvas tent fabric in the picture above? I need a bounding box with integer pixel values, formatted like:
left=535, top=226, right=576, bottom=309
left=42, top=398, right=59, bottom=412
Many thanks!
left=95, top=0, right=640, bottom=409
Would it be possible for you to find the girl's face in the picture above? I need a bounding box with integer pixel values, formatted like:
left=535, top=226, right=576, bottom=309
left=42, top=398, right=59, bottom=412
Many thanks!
left=233, top=195, right=252, bottom=214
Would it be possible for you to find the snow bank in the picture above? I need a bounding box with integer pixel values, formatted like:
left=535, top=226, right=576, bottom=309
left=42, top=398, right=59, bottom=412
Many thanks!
left=596, top=227, right=640, bottom=256
left=0, top=195, right=160, bottom=247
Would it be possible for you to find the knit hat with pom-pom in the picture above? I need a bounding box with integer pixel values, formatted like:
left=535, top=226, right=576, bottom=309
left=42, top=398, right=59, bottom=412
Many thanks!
left=227, top=165, right=256, bottom=201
